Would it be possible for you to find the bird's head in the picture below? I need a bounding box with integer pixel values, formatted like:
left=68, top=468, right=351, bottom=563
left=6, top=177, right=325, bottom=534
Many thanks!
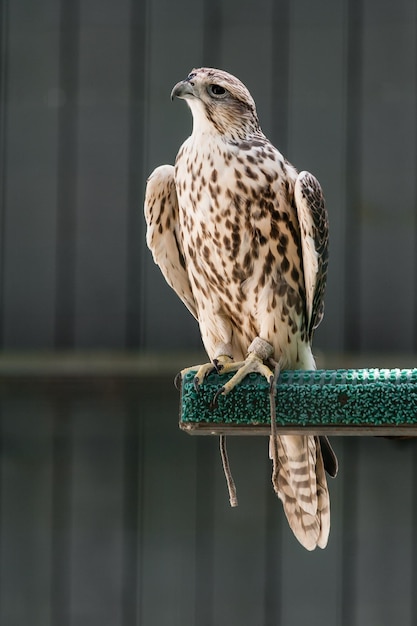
left=171, top=68, right=261, bottom=139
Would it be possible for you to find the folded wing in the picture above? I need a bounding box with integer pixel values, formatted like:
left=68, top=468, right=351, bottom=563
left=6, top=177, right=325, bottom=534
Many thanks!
left=144, top=165, right=197, bottom=320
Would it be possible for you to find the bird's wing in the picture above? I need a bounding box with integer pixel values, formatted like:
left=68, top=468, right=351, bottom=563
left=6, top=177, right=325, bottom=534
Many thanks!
left=144, top=164, right=198, bottom=320
left=294, top=171, right=329, bottom=339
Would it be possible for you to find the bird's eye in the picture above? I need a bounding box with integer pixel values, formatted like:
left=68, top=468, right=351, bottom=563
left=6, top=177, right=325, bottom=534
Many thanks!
left=208, top=84, right=227, bottom=98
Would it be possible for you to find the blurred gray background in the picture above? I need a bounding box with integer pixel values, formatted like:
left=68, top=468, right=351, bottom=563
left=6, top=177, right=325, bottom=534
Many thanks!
left=1, top=0, right=416, bottom=354
left=1, top=0, right=417, bottom=625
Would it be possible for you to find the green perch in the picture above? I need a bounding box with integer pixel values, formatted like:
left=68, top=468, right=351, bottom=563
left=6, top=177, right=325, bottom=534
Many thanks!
left=179, top=368, right=417, bottom=436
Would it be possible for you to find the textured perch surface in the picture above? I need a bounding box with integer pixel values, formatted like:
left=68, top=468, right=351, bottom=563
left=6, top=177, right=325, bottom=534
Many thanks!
left=179, top=368, right=417, bottom=436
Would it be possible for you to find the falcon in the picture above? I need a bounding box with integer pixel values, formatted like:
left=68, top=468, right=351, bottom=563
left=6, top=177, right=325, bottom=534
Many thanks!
left=144, top=67, right=338, bottom=550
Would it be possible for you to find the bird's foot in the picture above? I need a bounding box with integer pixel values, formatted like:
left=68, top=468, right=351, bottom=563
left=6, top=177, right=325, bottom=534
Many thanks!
left=174, top=338, right=275, bottom=401
left=174, top=356, right=233, bottom=392
left=212, top=337, right=275, bottom=407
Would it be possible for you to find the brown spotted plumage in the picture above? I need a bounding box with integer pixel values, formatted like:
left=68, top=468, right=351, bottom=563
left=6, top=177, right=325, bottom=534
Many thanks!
left=144, top=68, right=337, bottom=550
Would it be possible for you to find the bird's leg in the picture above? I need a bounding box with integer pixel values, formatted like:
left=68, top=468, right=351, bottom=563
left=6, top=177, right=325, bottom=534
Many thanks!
left=212, top=337, right=275, bottom=406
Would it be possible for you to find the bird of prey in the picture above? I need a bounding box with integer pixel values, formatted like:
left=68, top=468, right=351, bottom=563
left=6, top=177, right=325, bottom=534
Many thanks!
left=144, top=67, right=337, bottom=550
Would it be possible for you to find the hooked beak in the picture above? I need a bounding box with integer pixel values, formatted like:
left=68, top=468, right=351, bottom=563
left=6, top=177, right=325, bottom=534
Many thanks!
left=170, top=79, right=196, bottom=101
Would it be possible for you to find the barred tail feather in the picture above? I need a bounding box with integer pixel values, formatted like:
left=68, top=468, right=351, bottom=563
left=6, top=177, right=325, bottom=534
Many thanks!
left=270, top=434, right=330, bottom=551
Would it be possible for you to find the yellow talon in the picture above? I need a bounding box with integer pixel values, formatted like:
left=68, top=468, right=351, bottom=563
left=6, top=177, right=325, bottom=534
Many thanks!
left=175, top=337, right=275, bottom=398
left=219, top=352, right=274, bottom=396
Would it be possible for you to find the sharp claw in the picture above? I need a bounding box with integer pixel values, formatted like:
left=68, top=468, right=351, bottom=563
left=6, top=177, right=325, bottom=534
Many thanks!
left=174, top=372, right=183, bottom=390
left=210, top=386, right=225, bottom=409
left=193, top=376, right=201, bottom=393
left=213, top=358, right=224, bottom=373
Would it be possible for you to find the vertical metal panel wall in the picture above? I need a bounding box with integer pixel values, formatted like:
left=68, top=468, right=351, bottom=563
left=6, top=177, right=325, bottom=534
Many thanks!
left=1, top=2, right=417, bottom=626
left=1, top=0, right=416, bottom=352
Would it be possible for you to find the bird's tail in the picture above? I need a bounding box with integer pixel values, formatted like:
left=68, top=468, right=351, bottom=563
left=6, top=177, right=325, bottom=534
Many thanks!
left=269, top=434, right=333, bottom=550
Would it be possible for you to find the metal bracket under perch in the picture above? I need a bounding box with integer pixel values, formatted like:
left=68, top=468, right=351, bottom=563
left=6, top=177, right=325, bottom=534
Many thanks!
left=178, top=368, right=417, bottom=436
